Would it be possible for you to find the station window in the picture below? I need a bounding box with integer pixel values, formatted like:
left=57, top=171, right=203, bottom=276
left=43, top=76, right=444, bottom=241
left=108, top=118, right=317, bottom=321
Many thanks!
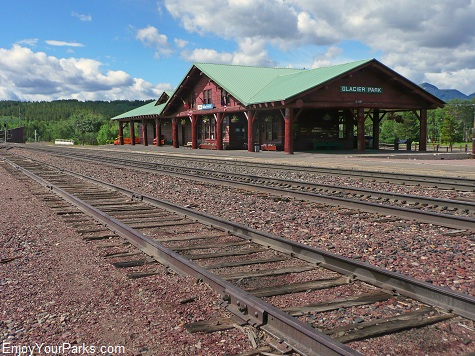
left=203, top=116, right=216, bottom=139
left=264, top=119, right=279, bottom=140
left=203, top=89, right=212, bottom=105
left=223, top=116, right=229, bottom=135
left=187, top=92, right=195, bottom=109
left=221, top=89, right=230, bottom=106
left=338, top=114, right=346, bottom=139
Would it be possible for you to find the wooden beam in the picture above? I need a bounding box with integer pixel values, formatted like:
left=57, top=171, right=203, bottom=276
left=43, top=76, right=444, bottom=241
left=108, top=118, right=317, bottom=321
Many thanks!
left=283, top=292, right=391, bottom=316
left=185, top=317, right=246, bottom=334
left=182, top=247, right=266, bottom=260
left=246, top=277, right=348, bottom=298
left=220, top=265, right=316, bottom=281
left=203, top=256, right=290, bottom=269
left=325, top=308, right=454, bottom=344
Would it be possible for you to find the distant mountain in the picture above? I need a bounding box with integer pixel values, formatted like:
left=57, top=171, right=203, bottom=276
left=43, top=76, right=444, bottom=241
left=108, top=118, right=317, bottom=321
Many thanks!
left=419, top=82, right=475, bottom=101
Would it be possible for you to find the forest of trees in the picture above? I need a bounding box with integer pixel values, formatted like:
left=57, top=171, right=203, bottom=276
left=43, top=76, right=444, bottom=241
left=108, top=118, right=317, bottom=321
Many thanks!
left=0, top=98, right=474, bottom=146
left=375, top=98, right=475, bottom=146
left=0, top=99, right=152, bottom=145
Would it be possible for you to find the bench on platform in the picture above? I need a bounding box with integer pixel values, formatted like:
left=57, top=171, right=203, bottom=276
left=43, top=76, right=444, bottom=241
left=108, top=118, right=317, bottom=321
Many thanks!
left=55, top=139, right=74, bottom=145
left=199, top=142, right=217, bottom=150
left=183, top=142, right=193, bottom=149
left=261, top=144, right=277, bottom=151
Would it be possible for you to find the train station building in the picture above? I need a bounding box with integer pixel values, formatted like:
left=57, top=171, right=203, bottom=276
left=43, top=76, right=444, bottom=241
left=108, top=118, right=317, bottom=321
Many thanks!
left=111, top=59, right=445, bottom=153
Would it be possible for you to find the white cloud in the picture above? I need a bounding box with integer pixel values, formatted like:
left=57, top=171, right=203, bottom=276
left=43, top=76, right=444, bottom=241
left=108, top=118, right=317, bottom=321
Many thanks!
left=182, top=48, right=234, bottom=64
left=296, top=12, right=340, bottom=45
left=163, top=0, right=475, bottom=94
left=136, top=26, right=173, bottom=58
left=174, top=38, right=188, bottom=48
left=0, top=45, right=172, bottom=101
left=17, top=38, right=39, bottom=47
left=232, top=38, right=273, bottom=66
left=181, top=37, right=272, bottom=66
left=45, top=40, right=85, bottom=47
left=72, top=11, right=92, bottom=22
left=165, top=0, right=298, bottom=41
left=310, top=46, right=344, bottom=69
left=424, top=69, right=475, bottom=95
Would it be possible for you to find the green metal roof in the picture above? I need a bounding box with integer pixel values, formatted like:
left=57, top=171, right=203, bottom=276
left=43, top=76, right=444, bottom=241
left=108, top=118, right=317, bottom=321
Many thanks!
left=193, top=63, right=303, bottom=106
left=249, top=59, right=372, bottom=103
left=111, top=91, right=173, bottom=120
left=113, top=59, right=441, bottom=119
left=194, top=59, right=372, bottom=106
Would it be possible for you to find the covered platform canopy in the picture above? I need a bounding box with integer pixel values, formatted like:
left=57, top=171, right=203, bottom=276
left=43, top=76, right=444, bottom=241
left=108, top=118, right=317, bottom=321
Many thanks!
left=112, top=59, right=445, bottom=153
left=111, top=91, right=171, bottom=146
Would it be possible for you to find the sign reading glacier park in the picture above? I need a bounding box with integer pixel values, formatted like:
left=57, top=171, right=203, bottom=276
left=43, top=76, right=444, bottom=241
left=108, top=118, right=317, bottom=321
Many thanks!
left=340, top=86, right=383, bottom=94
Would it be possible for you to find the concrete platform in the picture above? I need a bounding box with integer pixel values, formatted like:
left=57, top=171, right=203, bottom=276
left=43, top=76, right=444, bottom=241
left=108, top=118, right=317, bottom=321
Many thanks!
left=77, top=143, right=475, bottom=179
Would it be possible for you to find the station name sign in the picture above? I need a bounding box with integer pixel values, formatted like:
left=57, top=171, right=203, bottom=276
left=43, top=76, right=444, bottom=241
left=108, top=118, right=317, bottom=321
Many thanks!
left=340, top=86, right=383, bottom=94
left=198, top=104, right=214, bottom=110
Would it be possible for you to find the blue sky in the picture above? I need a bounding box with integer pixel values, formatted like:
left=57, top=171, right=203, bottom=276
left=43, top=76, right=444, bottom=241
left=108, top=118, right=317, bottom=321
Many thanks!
left=1, top=0, right=474, bottom=101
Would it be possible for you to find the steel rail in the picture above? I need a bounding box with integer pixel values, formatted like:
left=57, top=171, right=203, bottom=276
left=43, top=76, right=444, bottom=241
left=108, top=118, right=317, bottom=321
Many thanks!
left=14, top=144, right=475, bottom=191
left=4, top=154, right=475, bottom=325
left=123, top=151, right=475, bottom=191
left=88, top=154, right=475, bottom=216
left=15, top=150, right=475, bottom=232
left=3, top=156, right=359, bottom=356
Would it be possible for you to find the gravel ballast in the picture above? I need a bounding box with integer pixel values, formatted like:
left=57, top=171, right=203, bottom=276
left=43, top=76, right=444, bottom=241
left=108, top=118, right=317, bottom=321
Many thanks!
left=2, top=147, right=475, bottom=355
left=0, top=161, right=254, bottom=355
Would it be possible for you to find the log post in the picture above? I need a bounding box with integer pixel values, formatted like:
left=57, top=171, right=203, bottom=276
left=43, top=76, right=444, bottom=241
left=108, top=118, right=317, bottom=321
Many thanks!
left=142, top=119, right=148, bottom=146
left=216, top=112, right=223, bottom=150
left=130, top=121, right=135, bottom=146
left=247, top=111, right=254, bottom=152
left=357, top=108, right=365, bottom=153
left=118, top=121, right=124, bottom=145
left=172, top=118, right=179, bottom=148
left=191, top=115, right=198, bottom=149
left=284, top=108, right=294, bottom=154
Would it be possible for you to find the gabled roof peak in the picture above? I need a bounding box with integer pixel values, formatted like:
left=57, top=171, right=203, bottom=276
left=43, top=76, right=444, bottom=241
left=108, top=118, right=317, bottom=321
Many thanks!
left=191, top=59, right=375, bottom=105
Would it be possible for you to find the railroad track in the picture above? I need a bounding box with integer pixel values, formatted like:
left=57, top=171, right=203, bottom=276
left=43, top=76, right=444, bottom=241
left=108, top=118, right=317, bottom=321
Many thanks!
left=15, top=144, right=475, bottom=191
left=10, top=145, right=475, bottom=233
left=2, top=152, right=475, bottom=355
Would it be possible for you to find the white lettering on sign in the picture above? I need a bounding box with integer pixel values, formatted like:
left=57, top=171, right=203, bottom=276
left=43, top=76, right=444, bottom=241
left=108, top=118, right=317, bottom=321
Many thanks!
left=199, top=104, right=214, bottom=110
left=340, top=86, right=383, bottom=94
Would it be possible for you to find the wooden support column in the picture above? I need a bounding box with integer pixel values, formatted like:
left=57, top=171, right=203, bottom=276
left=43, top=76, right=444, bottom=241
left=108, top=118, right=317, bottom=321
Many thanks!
left=172, top=118, right=179, bottom=148
left=357, top=108, right=365, bottom=153
left=118, top=121, right=124, bottom=145
left=130, top=121, right=135, bottom=146
left=181, top=119, right=186, bottom=147
left=247, top=111, right=255, bottom=152
left=155, top=118, right=162, bottom=146
left=284, top=108, right=294, bottom=154
left=372, top=109, right=380, bottom=149
left=419, top=109, right=427, bottom=152
left=142, top=119, right=148, bottom=146
left=191, top=115, right=198, bottom=149
left=216, top=113, right=223, bottom=150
